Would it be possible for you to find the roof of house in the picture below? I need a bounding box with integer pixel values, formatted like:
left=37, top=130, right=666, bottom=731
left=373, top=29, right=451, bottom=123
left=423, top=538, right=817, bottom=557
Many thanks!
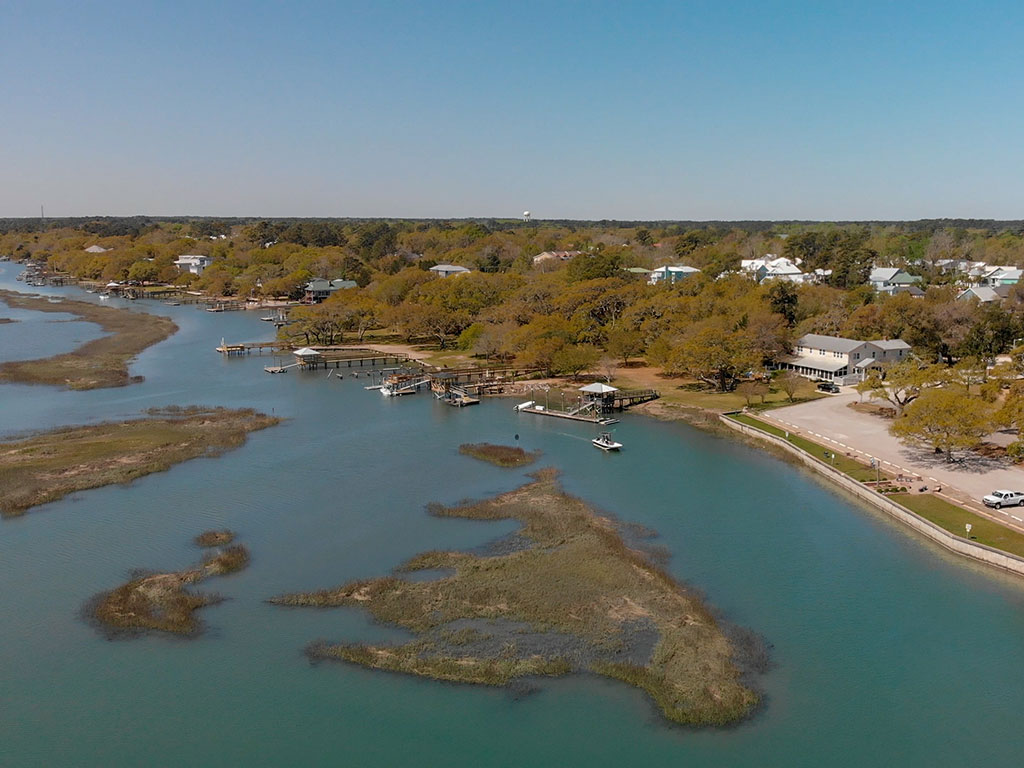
left=430, top=264, right=471, bottom=273
left=796, top=334, right=866, bottom=354
left=959, top=286, right=1001, bottom=302
left=778, top=355, right=850, bottom=373
left=84, top=245, right=110, bottom=253
left=891, top=285, right=925, bottom=296
left=870, top=339, right=911, bottom=351
left=855, top=358, right=878, bottom=368
left=870, top=267, right=901, bottom=282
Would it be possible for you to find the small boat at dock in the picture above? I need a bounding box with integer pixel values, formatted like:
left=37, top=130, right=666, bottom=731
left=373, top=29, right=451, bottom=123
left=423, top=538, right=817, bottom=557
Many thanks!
left=592, top=432, right=622, bottom=451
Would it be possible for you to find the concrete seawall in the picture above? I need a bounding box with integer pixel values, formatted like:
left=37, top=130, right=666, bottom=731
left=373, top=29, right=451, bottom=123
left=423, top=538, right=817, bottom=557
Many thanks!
left=721, top=414, right=1024, bottom=578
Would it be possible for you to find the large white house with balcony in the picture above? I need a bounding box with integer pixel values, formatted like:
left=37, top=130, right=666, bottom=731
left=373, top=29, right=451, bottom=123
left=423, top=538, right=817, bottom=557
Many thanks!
left=173, top=254, right=212, bottom=275
left=776, top=333, right=911, bottom=386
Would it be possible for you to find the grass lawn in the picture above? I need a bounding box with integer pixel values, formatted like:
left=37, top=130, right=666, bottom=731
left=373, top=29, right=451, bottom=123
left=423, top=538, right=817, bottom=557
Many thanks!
left=890, top=494, right=1024, bottom=558
left=612, top=372, right=825, bottom=413
left=729, top=413, right=877, bottom=482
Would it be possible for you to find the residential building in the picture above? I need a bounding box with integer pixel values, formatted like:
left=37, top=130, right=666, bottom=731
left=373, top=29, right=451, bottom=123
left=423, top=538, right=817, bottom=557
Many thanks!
left=173, top=254, right=212, bottom=275
left=647, top=265, right=701, bottom=285
left=776, top=333, right=911, bottom=385
left=980, top=266, right=1023, bottom=287
left=868, top=267, right=922, bottom=293
left=532, top=250, right=582, bottom=266
left=740, top=255, right=804, bottom=284
left=303, top=278, right=357, bottom=303
left=84, top=245, right=110, bottom=253
left=957, top=285, right=1010, bottom=304
left=429, top=264, right=472, bottom=278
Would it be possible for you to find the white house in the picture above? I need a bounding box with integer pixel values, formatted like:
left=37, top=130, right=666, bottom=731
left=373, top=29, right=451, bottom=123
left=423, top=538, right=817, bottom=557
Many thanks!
left=777, top=333, right=911, bottom=385
left=868, top=267, right=922, bottom=293
left=173, top=254, right=212, bottom=275
left=303, top=278, right=358, bottom=303
left=741, top=255, right=804, bottom=284
left=980, top=266, right=1022, bottom=287
left=647, top=265, right=701, bottom=285
left=84, top=245, right=110, bottom=254
left=429, top=264, right=472, bottom=278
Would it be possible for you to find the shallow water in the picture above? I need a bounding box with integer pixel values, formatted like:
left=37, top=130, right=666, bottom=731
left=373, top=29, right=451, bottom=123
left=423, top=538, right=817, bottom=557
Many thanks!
left=3, top=265, right=1024, bottom=767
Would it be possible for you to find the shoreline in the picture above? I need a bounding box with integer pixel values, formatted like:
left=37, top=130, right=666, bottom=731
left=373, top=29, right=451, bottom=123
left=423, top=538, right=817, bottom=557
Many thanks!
left=719, top=413, right=1024, bottom=579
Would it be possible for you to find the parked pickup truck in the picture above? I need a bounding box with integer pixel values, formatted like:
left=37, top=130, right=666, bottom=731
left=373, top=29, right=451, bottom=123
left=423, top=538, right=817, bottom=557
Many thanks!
left=982, top=490, right=1024, bottom=509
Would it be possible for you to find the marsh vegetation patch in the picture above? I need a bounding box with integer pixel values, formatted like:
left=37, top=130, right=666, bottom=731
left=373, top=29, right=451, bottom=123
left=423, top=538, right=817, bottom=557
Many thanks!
left=0, top=406, right=280, bottom=517
left=0, top=290, right=177, bottom=389
left=271, top=469, right=762, bottom=726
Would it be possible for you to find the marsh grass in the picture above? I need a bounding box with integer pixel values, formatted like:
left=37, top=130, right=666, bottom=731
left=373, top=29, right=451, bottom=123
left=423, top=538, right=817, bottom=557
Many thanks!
left=0, top=406, right=280, bottom=517
left=195, top=530, right=236, bottom=548
left=90, top=541, right=250, bottom=637
left=0, top=289, right=177, bottom=389
left=272, top=469, right=762, bottom=726
left=458, top=443, right=540, bottom=467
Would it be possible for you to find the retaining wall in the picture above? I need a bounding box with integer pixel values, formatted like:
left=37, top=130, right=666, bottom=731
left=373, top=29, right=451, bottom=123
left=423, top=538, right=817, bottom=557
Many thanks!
left=721, top=414, right=1024, bottom=578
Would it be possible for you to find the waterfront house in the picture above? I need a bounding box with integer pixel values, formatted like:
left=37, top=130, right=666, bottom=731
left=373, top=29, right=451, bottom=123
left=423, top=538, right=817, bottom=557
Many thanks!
left=868, top=267, right=922, bottom=293
left=647, top=265, right=701, bottom=285
left=173, top=254, right=212, bottom=275
left=776, top=333, right=911, bottom=385
left=303, top=278, right=357, bottom=303
left=429, top=264, right=472, bottom=278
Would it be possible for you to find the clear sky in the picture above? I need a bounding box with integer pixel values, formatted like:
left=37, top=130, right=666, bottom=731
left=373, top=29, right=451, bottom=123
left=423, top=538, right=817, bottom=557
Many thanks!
left=3, top=0, right=1023, bottom=220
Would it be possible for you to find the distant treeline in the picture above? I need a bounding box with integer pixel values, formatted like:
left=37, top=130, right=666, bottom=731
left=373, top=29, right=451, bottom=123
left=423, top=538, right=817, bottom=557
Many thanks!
left=3, top=216, right=1024, bottom=237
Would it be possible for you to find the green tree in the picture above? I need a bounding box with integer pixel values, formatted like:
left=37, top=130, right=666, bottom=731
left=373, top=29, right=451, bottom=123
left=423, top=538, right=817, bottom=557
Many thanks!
left=605, top=327, right=644, bottom=365
left=551, top=344, right=601, bottom=380
left=856, top=359, right=944, bottom=415
left=891, top=387, right=993, bottom=462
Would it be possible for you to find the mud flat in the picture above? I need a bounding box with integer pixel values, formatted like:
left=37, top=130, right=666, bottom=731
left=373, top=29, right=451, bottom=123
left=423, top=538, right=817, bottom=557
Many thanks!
left=0, top=289, right=177, bottom=389
left=90, top=536, right=250, bottom=637
left=0, top=406, right=280, bottom=517
left=271, top=469, right=763, bottom=726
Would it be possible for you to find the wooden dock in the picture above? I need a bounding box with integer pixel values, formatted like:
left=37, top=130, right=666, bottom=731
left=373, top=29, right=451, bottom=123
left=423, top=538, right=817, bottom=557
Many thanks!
left=517, top=406, right=618, bottom=425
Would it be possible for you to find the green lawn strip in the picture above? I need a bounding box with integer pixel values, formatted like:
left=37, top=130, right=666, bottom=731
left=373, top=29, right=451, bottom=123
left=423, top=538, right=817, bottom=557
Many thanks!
left=890, top=494, right=1024, bottom=558
left=729, top=413, right=875, bottom=482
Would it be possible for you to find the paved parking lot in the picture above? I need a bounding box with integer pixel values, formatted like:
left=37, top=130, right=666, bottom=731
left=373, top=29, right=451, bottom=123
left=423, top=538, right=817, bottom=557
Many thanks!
left=761, top=391, right=1024, bottom=531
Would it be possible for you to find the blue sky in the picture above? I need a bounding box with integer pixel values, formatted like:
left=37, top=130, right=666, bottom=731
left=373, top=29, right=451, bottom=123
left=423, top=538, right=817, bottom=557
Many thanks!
left=2, top=0, right=1023, bottom=219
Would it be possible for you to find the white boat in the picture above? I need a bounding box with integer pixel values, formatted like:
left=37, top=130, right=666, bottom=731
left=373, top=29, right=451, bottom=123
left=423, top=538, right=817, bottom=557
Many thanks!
left=592, top=432, right=622, bottom=452
left=260, top=316, right=276, bottom=321
left=514, top=400, right=535, bottom=411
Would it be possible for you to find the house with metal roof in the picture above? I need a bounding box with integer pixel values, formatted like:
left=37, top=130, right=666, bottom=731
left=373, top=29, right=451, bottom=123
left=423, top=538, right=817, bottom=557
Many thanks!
left=429, top=264, right=472, bottom=278
left=868, top=267, right=922, bottom=293
left=173, top=254, right=212, bottom=275
left=648, top=265, right=701, bottom=285
left=303, top=278, right=357, bottom=303
left=776, top=333, right=911, bottom=385
left=957, top=285, right=1010, bottom=304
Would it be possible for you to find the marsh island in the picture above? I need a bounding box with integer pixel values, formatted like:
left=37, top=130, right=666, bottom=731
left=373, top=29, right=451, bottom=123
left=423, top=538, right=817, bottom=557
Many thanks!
left=271, top=469, right=762, bottom=726
left=0, top=406, right=280, bottom=516
left=91, top=534, right=250, bottom=636
left=0, top=289, right=177, bottom=389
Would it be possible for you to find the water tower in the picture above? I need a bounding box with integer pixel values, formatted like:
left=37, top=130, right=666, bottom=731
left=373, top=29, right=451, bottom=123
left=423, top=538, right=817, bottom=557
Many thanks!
left=523, top=211, right=531, bottom=222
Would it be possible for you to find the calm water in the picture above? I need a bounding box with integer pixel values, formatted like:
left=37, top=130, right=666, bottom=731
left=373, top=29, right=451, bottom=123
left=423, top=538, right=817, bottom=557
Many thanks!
left=3, top=264, right=1024, bottom=766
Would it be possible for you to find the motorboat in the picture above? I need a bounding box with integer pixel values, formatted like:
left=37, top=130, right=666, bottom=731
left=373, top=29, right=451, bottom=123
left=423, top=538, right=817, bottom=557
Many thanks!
left=592, top=432, right=622, bottom=451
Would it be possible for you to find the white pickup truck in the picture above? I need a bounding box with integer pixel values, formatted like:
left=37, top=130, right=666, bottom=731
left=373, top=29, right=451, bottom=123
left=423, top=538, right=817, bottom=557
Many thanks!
left=982, top=490, right=1024, bottom=509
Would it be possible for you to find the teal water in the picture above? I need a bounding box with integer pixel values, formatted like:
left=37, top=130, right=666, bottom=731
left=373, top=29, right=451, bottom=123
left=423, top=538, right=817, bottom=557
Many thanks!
left=3, top=264, right=1024, bottom=766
